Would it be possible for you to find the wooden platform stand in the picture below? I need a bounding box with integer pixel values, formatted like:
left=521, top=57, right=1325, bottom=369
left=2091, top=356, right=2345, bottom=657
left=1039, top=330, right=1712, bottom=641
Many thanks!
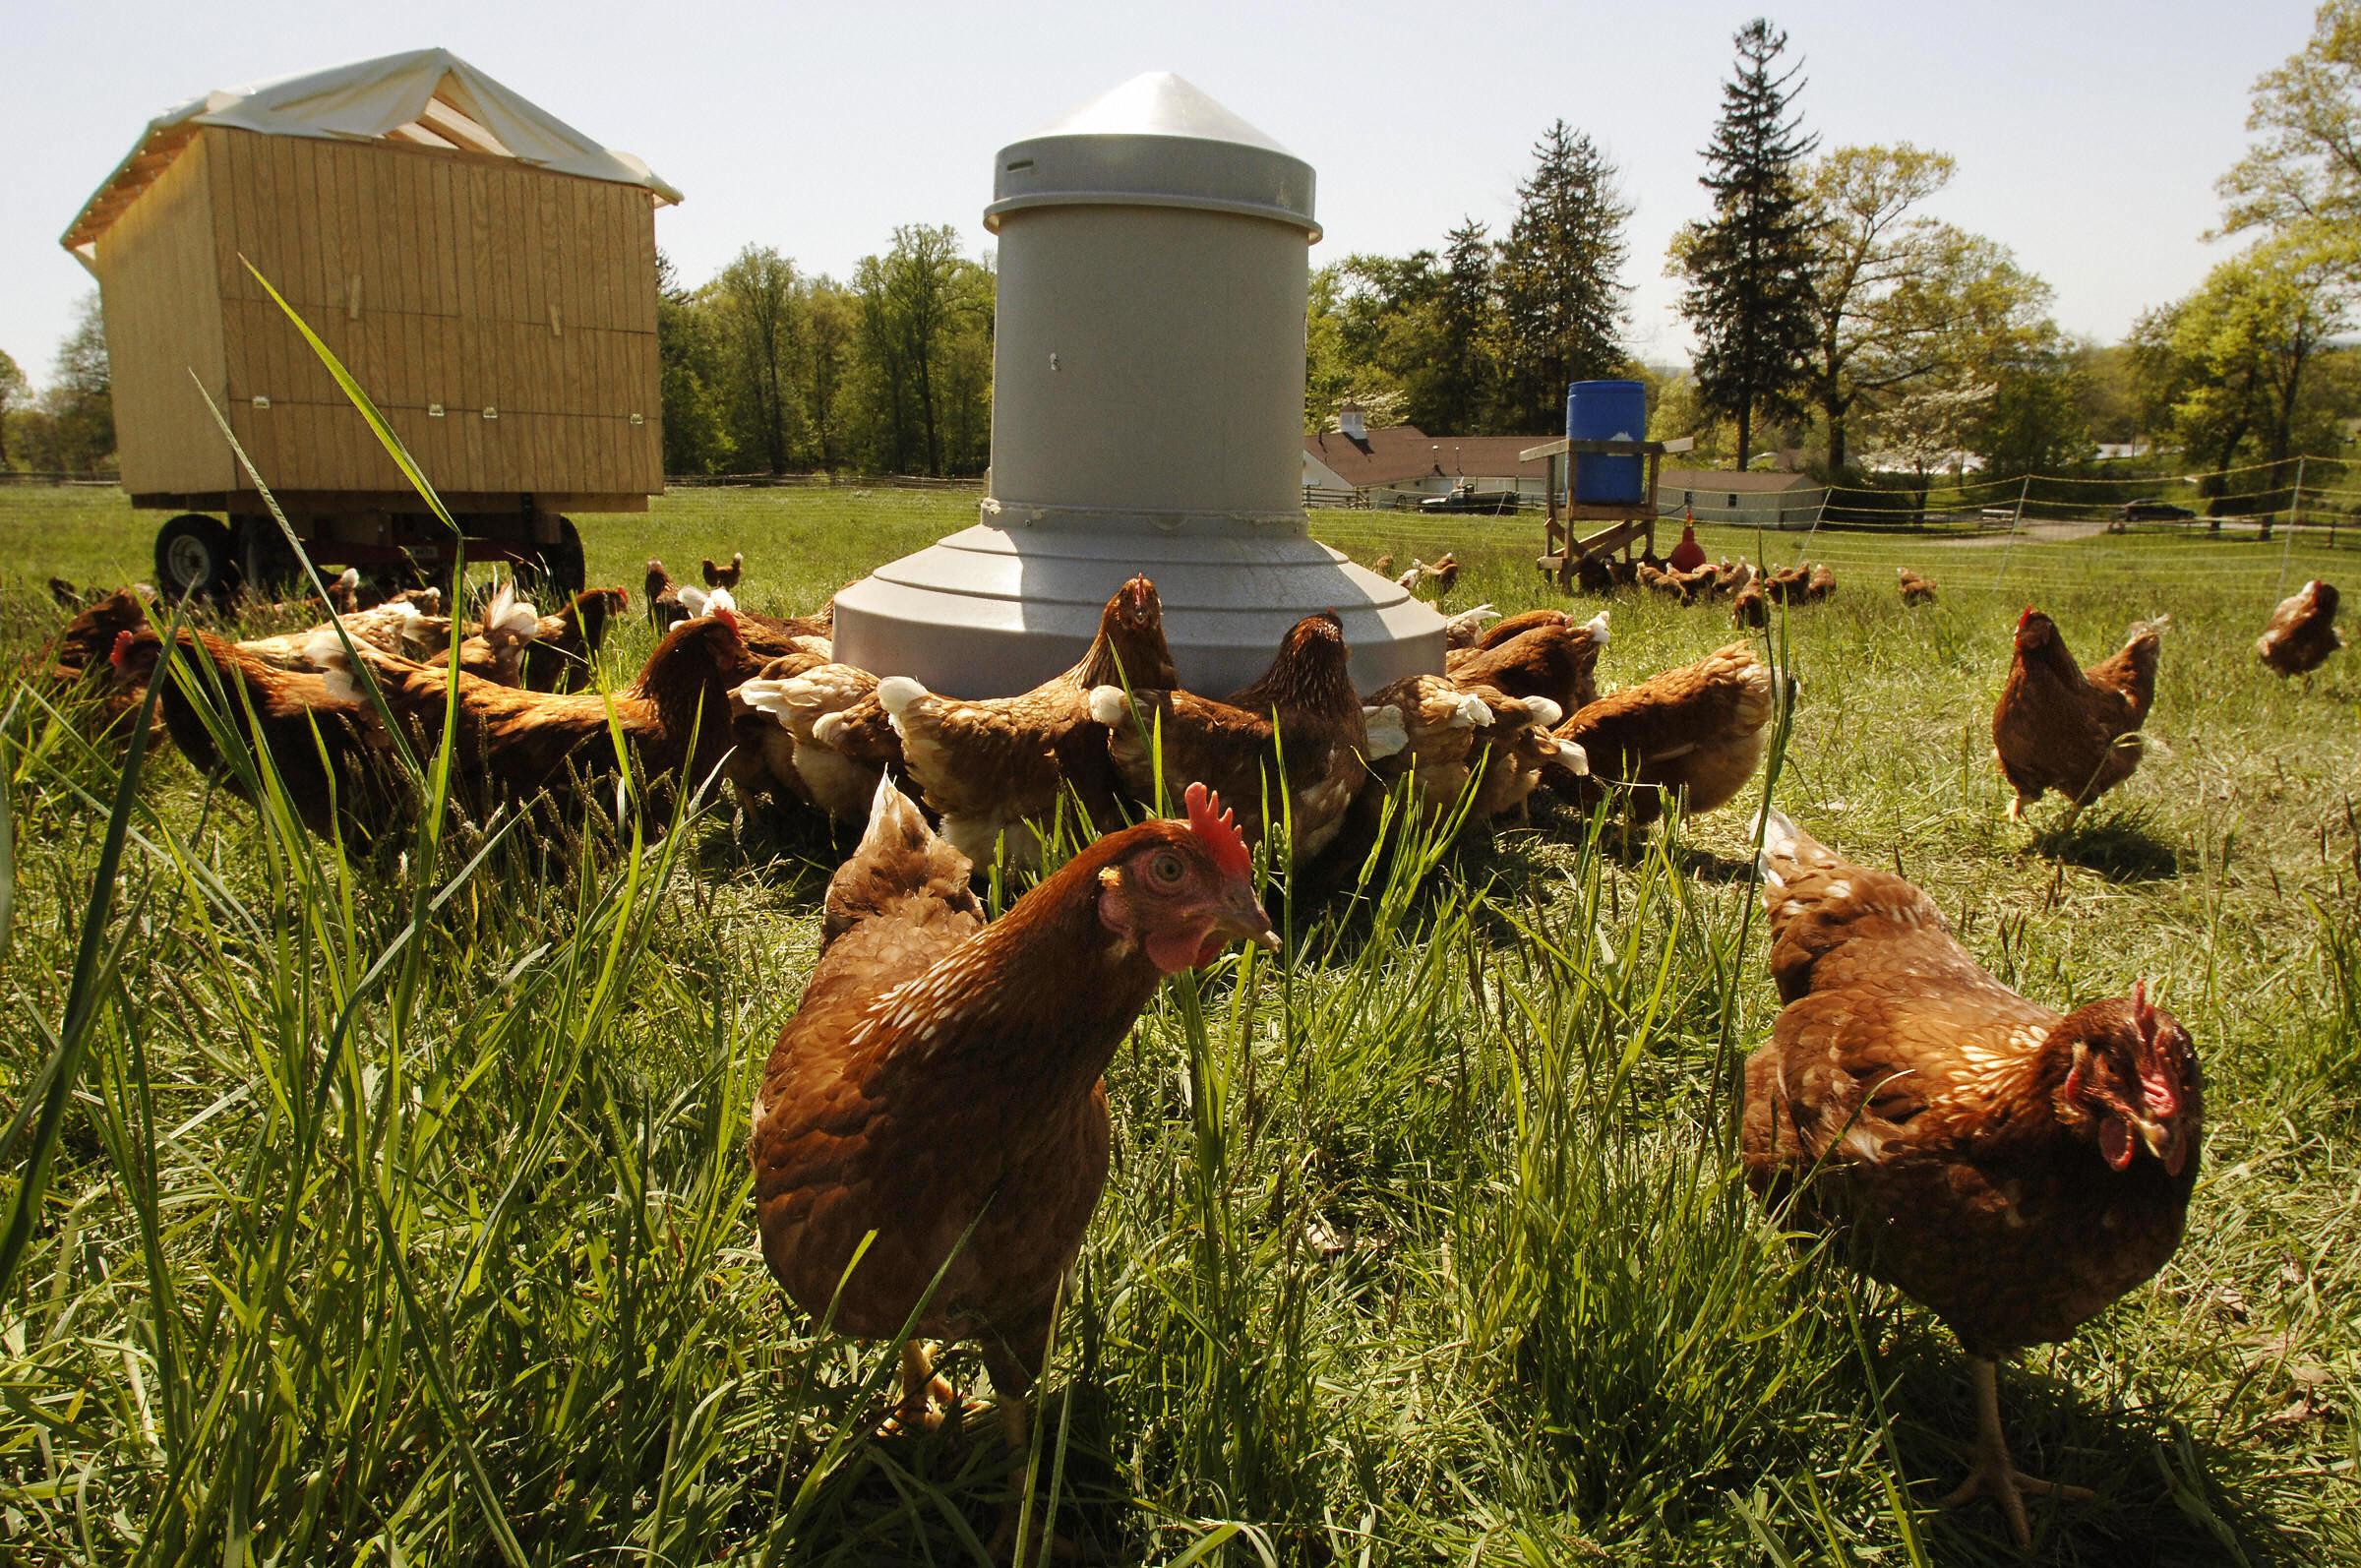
left=1523, top=435, right=1694, bottom=589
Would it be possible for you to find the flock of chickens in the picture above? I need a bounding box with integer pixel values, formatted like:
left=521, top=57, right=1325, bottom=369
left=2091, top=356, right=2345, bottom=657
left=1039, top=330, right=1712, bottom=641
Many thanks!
left=33, top=541, right=2349, bottom=1553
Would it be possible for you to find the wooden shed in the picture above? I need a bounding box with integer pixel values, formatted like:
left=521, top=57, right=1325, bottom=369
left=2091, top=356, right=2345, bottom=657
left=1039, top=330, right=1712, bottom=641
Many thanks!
left=62, top=48, right=681, bottom=595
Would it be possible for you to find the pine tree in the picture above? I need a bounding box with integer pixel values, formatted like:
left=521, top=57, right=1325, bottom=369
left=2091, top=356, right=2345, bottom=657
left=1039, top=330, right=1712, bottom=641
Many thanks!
left=1425, top=218, right=1497, bottom=434
left=1676, top=19, right=1820, bottom=468
left=1496, top=121, right=1632, bottom=431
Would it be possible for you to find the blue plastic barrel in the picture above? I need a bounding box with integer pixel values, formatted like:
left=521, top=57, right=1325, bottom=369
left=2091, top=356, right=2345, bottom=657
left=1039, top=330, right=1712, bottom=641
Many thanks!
left=1564, top=379, right=1648, bottom=505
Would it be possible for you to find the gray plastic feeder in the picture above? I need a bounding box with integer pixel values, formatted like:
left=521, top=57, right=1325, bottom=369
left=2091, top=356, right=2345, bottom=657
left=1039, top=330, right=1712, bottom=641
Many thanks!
left=830, top=72, right=1442, bottom=697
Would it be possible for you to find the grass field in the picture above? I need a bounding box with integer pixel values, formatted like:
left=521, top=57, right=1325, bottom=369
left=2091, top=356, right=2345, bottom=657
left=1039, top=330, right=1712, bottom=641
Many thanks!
left=1, top=483, right=2356, bottom=1565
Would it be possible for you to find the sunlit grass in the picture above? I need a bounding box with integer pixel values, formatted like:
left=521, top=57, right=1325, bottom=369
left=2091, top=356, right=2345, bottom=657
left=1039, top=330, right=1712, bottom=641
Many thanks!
left=0, top=480, right=2356, bottom=1563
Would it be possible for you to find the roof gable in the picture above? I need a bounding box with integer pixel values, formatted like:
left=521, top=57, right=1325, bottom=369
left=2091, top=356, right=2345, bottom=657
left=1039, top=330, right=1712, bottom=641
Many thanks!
left=65, top=47, right=680, bottom=259
left=1305, top=424, right=1555, bottom=488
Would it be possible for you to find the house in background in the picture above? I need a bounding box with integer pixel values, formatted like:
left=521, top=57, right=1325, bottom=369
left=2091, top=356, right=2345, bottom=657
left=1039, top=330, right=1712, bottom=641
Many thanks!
left=1657, top=467, right=1821, bottom=526
left=1303, top=404, right=1552, bottom=506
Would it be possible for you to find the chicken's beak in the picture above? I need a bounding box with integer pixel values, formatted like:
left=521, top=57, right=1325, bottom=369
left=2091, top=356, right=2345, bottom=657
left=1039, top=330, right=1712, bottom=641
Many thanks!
left=1211, top=881, right=1282, bottom=953
left=2137, top=1115, right=2192, bottom=1176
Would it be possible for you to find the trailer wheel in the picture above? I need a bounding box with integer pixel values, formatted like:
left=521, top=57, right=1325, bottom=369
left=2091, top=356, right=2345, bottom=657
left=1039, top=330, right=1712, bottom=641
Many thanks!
left=233, top=515, right=302, bottom=595
left=518, top=515, right=585, bottom=600
left=154, top=513, right=238, bottom=601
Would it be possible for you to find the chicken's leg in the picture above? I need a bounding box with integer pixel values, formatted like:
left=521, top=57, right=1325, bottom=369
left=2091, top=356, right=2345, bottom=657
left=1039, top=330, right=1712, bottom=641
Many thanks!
left=1936, top=1356, right=2094, bottom=1548
left=977, top=1331, right=1081, bottom=1558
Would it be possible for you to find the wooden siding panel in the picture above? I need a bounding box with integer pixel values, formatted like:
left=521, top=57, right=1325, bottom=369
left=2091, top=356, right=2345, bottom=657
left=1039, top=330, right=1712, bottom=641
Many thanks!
left=96, top=128, right=662, bottom=502
left=95, top=131, right=231, bottom=495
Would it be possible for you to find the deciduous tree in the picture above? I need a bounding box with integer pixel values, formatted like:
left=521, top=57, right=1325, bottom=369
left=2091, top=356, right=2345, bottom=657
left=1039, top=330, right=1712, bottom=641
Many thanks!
left=2217, top=0, right=2361, bottom=253
left=654, top=251, right=734, bottom=475
left=712, top=246, right=805, bottom=474
left=0, top=349, right=25, bottom=469
left=2132, top=232, right=2357, bottom=474
left=1802, top=144, right=1959, bottom=474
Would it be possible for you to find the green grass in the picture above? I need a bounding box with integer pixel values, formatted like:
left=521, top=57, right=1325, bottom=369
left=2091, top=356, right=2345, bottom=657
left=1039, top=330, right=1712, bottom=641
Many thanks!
left=1, top=484, right=2357, bottom=1564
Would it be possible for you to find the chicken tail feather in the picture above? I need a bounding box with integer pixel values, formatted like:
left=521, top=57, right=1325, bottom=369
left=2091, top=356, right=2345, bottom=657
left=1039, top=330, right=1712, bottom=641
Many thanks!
left=1086, top=685, right=1131, bottom=728
left=820, top=772, right=979, bottom=943
left=734, top=676, right=795, bottom=721
left=1754, top=804, right=1810, bottom=890
left=304, top=627, right=362, bottom=703
left=876, top=676, right=930, bottom=733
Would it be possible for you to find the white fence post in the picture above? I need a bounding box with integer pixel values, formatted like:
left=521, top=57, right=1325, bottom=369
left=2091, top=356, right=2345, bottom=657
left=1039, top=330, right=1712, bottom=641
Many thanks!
left=2275, top=455, right=2306, bottom=600
left=1996, top=474, right=2032, bottom=594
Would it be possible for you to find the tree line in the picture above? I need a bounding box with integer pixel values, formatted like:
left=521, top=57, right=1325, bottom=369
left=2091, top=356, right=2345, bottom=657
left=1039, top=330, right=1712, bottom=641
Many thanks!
left=9, top=8, right=2359, bottom=490
left=656, top=224, right=996, bottom=477
left=0, top=295, right=111, bottom=477
left=1309, top=9, right=2361, bottom=503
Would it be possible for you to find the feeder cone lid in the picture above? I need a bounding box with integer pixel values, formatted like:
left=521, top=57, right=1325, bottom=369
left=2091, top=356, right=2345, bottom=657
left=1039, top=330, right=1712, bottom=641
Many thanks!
left=986, top=72, right=1318, bottom=238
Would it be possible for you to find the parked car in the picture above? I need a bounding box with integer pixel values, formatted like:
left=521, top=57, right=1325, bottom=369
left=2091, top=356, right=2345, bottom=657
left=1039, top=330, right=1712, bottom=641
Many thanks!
left=2121, top=498, right=2196, bottom=522
left=1420, top=482, right=1521, bottom=515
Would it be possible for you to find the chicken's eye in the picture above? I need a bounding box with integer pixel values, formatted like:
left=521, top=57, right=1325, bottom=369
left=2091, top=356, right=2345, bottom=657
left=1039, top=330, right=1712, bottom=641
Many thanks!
left=1147, top=849, right=1186, bottom=886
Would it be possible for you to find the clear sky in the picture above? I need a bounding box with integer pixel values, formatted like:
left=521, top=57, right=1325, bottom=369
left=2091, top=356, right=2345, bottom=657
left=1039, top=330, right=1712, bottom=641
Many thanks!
left=1, top=0, right=2317, bottom=391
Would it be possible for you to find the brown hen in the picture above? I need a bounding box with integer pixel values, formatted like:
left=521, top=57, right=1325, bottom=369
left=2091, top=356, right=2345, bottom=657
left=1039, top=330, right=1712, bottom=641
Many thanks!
left=236, top=597, right=449, bottom=672
left=2256, top=578, right=2341, bottom=676
left=1544, top=642, right=1775, bottom=824
left=1090, top=612, right=1376, bottom=863
left=1742, top=809, right=2200, bottom=1545
left=737, top=660, right=904, bottom=823
left=110, top=626, right=406, bottom=845
left=878, top=575, right=1180, bottom=869
left=751, top=780, right=1276, bottom=1550
left=646, top=558, right=689, bottom=628
left=1898, top=567, right=1938, bottom=606
left=1730, top=580, right=1769, bottom=629
left=1361, top=673, right=1583, bottom=830
left=312, top=607, right=764, bottom=828
left=1992, top=607, right=2163, bottom=827
left=1445, top=608, right=1608, bottom=714
left=521, top=586, right=631, bottom=692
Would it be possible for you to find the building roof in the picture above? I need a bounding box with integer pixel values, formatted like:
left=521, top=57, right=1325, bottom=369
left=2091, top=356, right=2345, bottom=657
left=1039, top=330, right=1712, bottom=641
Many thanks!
left=1304, top=424, right=1554, bottom=489
left=1659, top=467, right=1819, bottom=493
left=64, top=47, right=681, bottom=261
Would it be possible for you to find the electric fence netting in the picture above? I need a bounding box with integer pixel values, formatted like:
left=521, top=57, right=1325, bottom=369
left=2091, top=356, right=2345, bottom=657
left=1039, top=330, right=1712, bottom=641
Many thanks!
left=1299, top=452, right=2360, bottom=604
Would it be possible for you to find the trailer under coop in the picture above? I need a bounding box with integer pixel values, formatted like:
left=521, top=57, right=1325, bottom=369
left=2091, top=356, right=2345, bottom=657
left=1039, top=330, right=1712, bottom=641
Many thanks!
left=61, top=48, right=681, bottom=600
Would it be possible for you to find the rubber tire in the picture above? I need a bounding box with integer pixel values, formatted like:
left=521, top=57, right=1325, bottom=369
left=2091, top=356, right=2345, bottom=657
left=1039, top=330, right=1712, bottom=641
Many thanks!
left=234, top=515, right=302, bottom=596
left=517, top=515, right=585, bottom=600
left=154, top=513, right=238, bottom=602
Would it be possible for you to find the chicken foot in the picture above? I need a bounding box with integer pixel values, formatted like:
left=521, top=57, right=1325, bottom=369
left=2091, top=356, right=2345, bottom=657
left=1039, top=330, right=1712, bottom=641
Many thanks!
left=1936, top=1356, right=2094, bottom=1548
left=878, top=1340, right=961, bottom=1437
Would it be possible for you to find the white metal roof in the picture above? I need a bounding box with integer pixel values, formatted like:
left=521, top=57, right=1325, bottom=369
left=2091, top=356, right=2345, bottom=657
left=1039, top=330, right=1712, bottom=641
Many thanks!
left=63, top=47, right=680, bottom=262
left=986, top=72, right=1318, bottom=239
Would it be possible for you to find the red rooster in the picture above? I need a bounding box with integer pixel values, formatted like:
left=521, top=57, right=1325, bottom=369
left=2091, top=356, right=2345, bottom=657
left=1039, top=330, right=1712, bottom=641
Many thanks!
left=1743, top=810, right=2200, bottom=1546
left=751, top=781, right=1276, bottom=1550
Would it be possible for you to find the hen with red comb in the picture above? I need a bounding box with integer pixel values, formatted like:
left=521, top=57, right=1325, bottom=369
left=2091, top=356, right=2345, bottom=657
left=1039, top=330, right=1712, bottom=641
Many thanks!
left=1742, top=808, right=2201, bottom=1547
left=752, top=780, right=1275, bottom=1551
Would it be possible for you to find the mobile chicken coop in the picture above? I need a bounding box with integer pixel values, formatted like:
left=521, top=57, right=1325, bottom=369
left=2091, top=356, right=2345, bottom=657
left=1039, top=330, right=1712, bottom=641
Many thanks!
left=62, top=49, right=681, bottom=598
